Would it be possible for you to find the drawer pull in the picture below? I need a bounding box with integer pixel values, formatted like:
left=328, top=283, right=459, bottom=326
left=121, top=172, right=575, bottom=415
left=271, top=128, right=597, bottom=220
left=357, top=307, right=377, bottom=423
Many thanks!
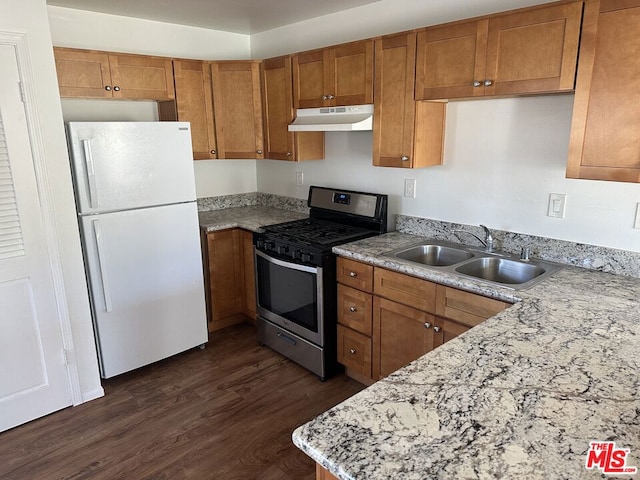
left=349, top=348, right=356, bottom=354
left=349, top=271, right=357, bottom=277
left=349, top=306, right=357, bottom=313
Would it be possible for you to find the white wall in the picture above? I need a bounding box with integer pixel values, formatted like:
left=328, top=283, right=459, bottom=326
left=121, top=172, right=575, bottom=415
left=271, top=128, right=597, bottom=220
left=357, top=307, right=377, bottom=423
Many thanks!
left=48, top=6, right=258, bottom=198
left=252, top=0, right=640, bottom=252
left=1, top=0, right=102, bottom=401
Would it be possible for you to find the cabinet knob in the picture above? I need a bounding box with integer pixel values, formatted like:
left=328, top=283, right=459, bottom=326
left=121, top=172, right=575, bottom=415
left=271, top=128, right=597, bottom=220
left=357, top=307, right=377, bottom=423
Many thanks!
left=484, top=80, right=493, bottom=87
left=322, top=95, right=328, bottom=100
left=328, top=94, right=334, bottom=100
left=401, top=155, right=409, bottom=161
left=286, top=152, right=292, bottom=157
left=349, top=271, right=357, bottom=278
left=349, top=348, right=356, bottom=355
left=105, top=86, right=112, bottom=91
left=473, top=80, right=482, bottom=87
left=349, top=306, right=357, bottom=313
left=257, top=149, right=263, bottom=154
left=211, top=149, right=217, bottom=155
left=113, top=86, right=121, bottom=92
left=433, top=326, right=442, bottom=333
left=424, top=322, right=432, bottom=329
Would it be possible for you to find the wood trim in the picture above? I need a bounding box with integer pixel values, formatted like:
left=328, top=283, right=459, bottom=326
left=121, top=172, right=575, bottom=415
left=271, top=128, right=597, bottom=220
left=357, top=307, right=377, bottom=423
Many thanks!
left=412, top=100, right=446, bottom=168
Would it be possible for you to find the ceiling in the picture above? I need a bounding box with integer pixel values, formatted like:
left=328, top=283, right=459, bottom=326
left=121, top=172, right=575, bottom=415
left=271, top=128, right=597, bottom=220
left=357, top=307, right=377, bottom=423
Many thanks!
left=45, top=0, right=385, bottom=35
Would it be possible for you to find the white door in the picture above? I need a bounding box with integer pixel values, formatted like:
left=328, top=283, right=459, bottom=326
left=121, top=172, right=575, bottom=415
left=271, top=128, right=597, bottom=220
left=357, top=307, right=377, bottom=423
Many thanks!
left=0, top=44, right=72, bottom=431
left=80, top=202, right=207, bottom=378
left=66, top=122, right=196, bottom=215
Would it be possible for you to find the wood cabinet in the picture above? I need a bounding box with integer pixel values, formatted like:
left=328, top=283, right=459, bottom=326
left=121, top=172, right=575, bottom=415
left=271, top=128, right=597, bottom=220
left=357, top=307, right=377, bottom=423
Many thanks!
left=336, top=256, right=510, bottom=383
left=373, top=32, right=446, bottom=168
left=210, top=61, right=264, bottom=159
left=293, top=39, right=374, bottom=108
left=261, top=56, right=324, bottom=161
left=168, top=59, right=217, bottom=160
left=415, top=2, right=582, bottom=100
left=567, top=0, right=640, bottom=182
left=54, top=47, right=175, bottom=100
left=204, top=228, right=257, bottom=332
left=316, top=464, right=339, bottom=480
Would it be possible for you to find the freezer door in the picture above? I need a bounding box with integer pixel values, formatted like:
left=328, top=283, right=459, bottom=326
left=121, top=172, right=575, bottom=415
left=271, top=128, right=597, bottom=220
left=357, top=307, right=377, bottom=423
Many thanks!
left=67, top=122, right=196, bottom=214
left=80, top=202, right=208, bottom=378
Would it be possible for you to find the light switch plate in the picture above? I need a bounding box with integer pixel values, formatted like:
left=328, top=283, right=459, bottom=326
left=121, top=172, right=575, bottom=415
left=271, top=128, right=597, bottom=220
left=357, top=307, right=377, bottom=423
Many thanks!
left=295, top=171, right=303, bottom=187
left=404, top=179, right=416, bottom=198
left=634, top=203, right=640, bottom=229
left=547, top=193, right=566, bottom=218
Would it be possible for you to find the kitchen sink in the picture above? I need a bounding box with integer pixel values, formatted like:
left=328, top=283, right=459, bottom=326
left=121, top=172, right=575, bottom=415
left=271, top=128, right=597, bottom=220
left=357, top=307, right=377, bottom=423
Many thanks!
left=454, top=257, right=544, bottom=284
left=384, top=240, right=562, bottom=290
left=393, top=244, right=474, bottom=266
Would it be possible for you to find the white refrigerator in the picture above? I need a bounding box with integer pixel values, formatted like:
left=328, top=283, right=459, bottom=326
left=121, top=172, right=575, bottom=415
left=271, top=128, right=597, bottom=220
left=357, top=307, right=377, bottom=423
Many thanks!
left=66, top=122, right=208, bottom=378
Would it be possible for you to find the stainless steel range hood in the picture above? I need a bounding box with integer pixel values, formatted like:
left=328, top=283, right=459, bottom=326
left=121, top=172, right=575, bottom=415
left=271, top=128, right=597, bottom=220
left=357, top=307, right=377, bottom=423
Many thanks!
left=288, top=104, right=373, bottom=132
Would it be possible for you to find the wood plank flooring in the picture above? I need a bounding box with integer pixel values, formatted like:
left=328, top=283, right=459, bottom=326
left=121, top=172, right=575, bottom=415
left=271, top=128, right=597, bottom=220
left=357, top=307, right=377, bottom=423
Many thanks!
left=0, top=323, right=364, bottom=479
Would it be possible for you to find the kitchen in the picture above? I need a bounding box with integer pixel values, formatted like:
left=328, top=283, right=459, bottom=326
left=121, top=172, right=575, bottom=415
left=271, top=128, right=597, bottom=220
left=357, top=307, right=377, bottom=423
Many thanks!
left=1, top=0, right=639, bottom=478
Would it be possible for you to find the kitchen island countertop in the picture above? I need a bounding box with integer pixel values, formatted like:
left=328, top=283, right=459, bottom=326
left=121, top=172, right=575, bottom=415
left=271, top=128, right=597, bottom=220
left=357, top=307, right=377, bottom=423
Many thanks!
left=199, top=205, right=307, bottom=233
left=293, top=231, right=640, bottom=480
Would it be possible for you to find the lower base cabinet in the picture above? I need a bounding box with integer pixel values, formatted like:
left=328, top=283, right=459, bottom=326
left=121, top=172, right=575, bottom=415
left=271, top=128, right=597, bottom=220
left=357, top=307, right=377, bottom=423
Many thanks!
left=203, top=228, right=256, bottom=332
left=336, top=257, right=509, bottom=383
left=316, top=464, right=339, bottom=480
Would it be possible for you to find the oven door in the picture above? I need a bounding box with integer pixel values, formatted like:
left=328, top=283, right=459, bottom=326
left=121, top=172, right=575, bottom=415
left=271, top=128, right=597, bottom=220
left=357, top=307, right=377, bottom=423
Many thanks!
left=254, top=249, right=324, bottom=346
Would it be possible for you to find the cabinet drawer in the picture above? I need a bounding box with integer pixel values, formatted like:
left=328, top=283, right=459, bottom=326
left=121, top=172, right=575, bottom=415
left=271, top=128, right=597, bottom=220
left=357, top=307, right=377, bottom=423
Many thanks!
left=338, top=284, right=373, bottom=336
left=436, top=285, right=508, bottom=327
left=373, top=267, right=436, bottom=313
left=337, top=325, right=372, bottom=378
left=337, top=257, right=373, bottom=292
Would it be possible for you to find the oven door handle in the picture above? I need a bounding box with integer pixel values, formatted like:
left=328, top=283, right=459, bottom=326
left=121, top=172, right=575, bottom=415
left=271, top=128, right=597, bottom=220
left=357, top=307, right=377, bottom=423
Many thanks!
left=255, top=249, right=318, bottom=274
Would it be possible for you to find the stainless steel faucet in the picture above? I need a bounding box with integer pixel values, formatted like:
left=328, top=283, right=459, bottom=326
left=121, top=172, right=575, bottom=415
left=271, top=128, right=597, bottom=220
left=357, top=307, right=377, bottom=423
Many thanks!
left=454, top=224, right=494, bottom=252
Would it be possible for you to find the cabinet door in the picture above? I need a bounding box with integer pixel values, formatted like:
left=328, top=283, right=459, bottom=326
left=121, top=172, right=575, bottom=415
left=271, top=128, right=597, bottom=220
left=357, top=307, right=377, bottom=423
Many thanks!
left=373, top=296, right=439, bottom=379
left=172, top=59, right=217, bottom=160
left=484, top=2, right=582, bottom=96
left=293, top=50, right=326, bottom=108
left=329, top=40, right=374, bottom=106
left=207, top=229, right=244, bottom=330
left=241, top=229, right=256, bottom=323
left=415, top=19, right=489, bottom=100
left=108, top=54, right=175, bottom=100
left=567, top=0, right=640, bottom=182
left=442, top=318, right=470, bottom=344
left=262, top=56, right=325, bottom=161
left=54, top=48, right=113, bottom=98
left=211, top=61, right=264, bottom=159
left=373, top=33, right=417, bottom=167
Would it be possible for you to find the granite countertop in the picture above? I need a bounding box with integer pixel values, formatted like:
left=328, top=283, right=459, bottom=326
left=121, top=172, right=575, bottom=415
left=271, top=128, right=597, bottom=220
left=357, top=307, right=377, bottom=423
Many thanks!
left=293, top=231, right=640, bottom=480
left=198, top=205, right=307, bottom=233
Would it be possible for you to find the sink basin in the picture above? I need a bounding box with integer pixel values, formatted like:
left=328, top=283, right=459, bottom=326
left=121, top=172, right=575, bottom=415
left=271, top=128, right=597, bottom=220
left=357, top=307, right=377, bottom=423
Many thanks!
left=454, top=257, right=545, bottom=285
left=393, top=244, right=474, bottom=267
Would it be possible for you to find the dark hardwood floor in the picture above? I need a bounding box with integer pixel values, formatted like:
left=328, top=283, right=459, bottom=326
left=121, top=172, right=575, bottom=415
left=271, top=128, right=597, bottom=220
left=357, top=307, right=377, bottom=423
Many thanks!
left=0, top=323, right=364, bottom=479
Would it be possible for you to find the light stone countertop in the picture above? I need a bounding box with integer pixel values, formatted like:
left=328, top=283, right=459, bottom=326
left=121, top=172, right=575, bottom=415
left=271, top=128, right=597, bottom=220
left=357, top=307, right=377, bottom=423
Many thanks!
left=198, top=206, right=307, bottom=233
left=293, top=231, right=640, bottom=480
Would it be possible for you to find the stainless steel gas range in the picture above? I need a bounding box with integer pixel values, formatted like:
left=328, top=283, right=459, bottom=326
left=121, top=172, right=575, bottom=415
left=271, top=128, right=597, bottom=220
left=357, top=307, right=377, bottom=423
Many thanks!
left=253, top=186, right=388, bottom=380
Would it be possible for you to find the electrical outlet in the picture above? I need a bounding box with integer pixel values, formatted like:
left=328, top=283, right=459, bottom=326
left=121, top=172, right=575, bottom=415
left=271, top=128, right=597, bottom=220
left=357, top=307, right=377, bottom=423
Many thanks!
left=404, top=179, right=416, bottom=198
left=634, top=203, right=640, bottom=229
left=547, top=193, right=566, bottom=218
left=295, top=171, right=303, bottom=187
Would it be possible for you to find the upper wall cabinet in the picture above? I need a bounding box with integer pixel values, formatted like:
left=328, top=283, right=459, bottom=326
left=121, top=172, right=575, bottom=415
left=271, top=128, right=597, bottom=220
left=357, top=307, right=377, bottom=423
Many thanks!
left=292, top=39, right=374, bottom=108
left=261, top=56, right=324, bottom=161
left=373, top=32, right=445, bottom=169
left=54, top=47, right=175, bottom=100
left=415, top=2, right=582, bottom=100
left=210, top=61, right=264, bottom=159
left=169, top=59, right=217, bottom=160
left=567, top=0, right=640, bottom=182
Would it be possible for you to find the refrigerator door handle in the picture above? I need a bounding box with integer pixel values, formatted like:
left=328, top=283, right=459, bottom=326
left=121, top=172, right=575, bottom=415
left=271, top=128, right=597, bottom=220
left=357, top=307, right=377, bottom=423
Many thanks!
left=92, top=220, right=113, bottom=312
left=82, top=139, right=98, bottom=209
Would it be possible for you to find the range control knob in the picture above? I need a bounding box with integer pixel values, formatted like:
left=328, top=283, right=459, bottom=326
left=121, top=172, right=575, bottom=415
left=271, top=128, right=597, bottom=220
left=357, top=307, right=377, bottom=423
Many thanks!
left=256, top=239, right=265, bottom=249
left=300, top=252, right=312, bottom=263
left=277, top=245, right=289, bottom=255
left=265, top=241, right=276, bottom=251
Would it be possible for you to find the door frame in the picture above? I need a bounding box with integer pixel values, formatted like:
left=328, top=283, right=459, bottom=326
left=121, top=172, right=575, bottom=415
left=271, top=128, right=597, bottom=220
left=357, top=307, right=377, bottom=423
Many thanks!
left=0, top=31, right=82, bottom=404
